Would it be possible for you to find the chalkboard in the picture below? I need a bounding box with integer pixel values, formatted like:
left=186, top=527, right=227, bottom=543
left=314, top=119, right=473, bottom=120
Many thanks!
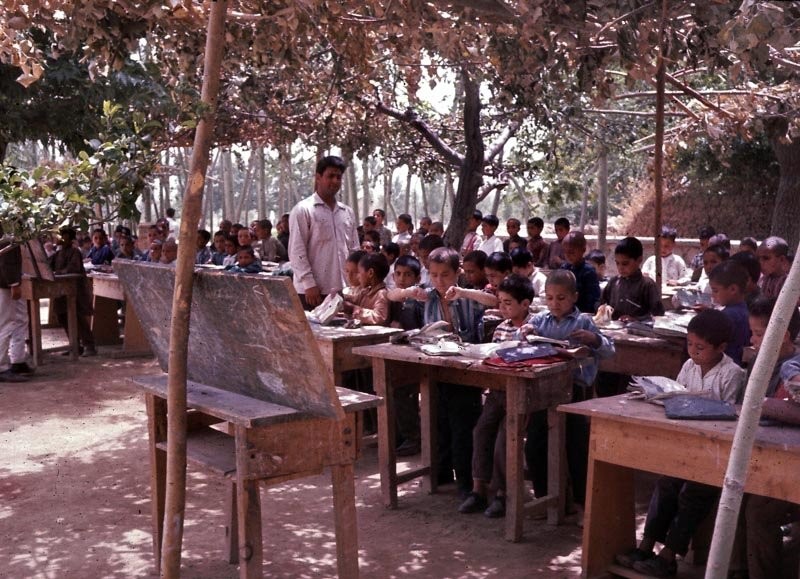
left=21, top=239, right=56, bottom=281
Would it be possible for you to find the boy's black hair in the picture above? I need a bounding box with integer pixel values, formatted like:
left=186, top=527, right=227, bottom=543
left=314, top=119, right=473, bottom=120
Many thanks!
left=705, top=243, right=730, bottom=261
left=554, top=217, right=570, bottom=229
left=661, top=225, right=678, bottom=241
left=586, top=249, right=606, bottom=265
left=481, top=214, right=500, bottom=228
left=315, top=155, right=346, bottom=175
left=92, top=228, right=107, bottom=238
left=510, top=247, right=534, bottom=267
left=198, top=229, right=211, bottom=243
left=428, top=247, right=460, bottom=272
left=497, top=274, right=535, bottom=304
left=346, top=249, right=367, bottom=265
left=237, top=246, right=256, bottom=258
left=213, top=230, right=226, bottom=239
left=562, top=230, right=587, bottom=249
left=546, top=269, right=577, bottom=293
left=225, top=235, right=239, bottom=248
left=471, top=209, right=483, bottom=221
left=729, top=251, right=761, bottom=285
left=759, top=236, right=789, bottom=257
left=506, top=218, right=521, bottom=227
left=615, top=236, right=644, bottom=259
left=419, top=234, right=445, bottom=252
left=373, top=208, right=386, bottom=219
left=382, top=242, right=400, bottom=259
left=527, top=217, right=544, bottom=229
left=359, top=252, right=390, bottom=280
left=708, top=233, right=731, bottom=250
left=394, top=255, right=421, bottom=276
left=740, top=237, right=758, bottom=252
left=364, top=215, right=377, bottom=226
left=257, top=219, right=272, bottom=231
left=749, top=296, right=800, bottom=341
left=485, top=251, right=513, bottom=273
left=687, top=309, right=734, bottom=347
left=698, top=225, right=716, bottom=240
left=364, top=230, right=381, bottom=244
left=708, top=260, right=748, bottom=292
left=166, top=207, right=176, bottom=218
left=59, top=227, right=77, bottom=242
left=463, top=250, right=487, bottom=268
left=397, top=213, right=413, bottom=228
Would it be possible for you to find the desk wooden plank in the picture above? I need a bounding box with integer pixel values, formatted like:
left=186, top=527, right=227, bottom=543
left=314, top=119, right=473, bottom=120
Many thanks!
left=599, top=330, right=685, bottom=378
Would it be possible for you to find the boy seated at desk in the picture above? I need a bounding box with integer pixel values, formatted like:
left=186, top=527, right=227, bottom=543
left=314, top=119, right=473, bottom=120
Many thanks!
left=510, top=247, right=547, bottom=298
left=708, top=260, right=751, bottom=366
left=387, top=246, right=486, bottom=498
left=740, top=296, right=800, bottom=579
left=561, top=231, right=600, bottom=314
left=342, top=253, right=390, bottom=326
left=524, top=270, right=614, bottom=523
left=601, top=236, right=664, bottom=322
left=458, top=274, right=535, bottom=518
left=224, top=246, right=262, bottom=274
left=388, top=255, right=425, bottom=457
left=643, top=226, right=688, bottom=286
left=448, top=251, right=511, bottom=310
left=459, top=250, right=488, bottom=290
left=756, top=236, right=790, bottom=300
left=616, top=309, right=746, bottom=577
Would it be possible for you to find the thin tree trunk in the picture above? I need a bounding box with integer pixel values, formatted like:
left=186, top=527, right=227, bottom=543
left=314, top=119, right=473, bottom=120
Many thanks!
left=347, top=158, right=359, bottom=222
left=221, top=149, right=234, bottom=221
left=653, top=15, right=667, bottom=288
left=706, top=242, right=800, bottom=578
left=491, top=184, right=502, bottom=216
left=443, top=172, right=455, bottom=223
left=421, top=177, right=430, bottom=219
left=598, top=147, right=608, bottom=250
left=404, top=169, right=412, bottom=215
left=234, top=151, right=257, bottom=223
left=257, top=147, right=266, bottom=219
left=162, top=2, right=228, bottom=577
left=361, top=156, right=370, bottom=219
left=579, top=183, right=589, bottom=230
left=279, top=144, right=290, bottom=215
left=383, top=163, right=394, bottom=221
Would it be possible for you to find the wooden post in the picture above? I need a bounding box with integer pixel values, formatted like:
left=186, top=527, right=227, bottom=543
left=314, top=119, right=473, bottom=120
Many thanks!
left=652, top=0, right=668, bottom=289
left=597, top=147, right=608, bottom=252
left=161, top=2, right=228, bottom=578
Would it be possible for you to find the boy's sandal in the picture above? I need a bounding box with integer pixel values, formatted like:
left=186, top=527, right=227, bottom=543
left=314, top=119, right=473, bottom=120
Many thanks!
left=458, top=492, right=488, bottom=514
left=614, top=548, right=655, bottom=569
left=633, top=555, right=678, bottom=577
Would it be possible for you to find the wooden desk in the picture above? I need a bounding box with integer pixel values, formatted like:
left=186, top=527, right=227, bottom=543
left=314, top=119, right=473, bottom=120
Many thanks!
left=89, top=272, right=151, bottom=356
left=352, top=343, right=574, bottom=542
left=132, top=375, right=381, bottom=579
left=560, top=396, right=800, bottom=578
left=21, top=274, right=80, bottom=364
left=600, top=329, right=685, bottom=378
left=312, top=325, right=401, bottom=386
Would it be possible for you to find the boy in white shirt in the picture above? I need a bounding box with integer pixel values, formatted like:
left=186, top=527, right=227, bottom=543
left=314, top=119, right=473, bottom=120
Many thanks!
left=477, top=214, right=504, bottom=255
left=643, top=225, right=688, bottom=285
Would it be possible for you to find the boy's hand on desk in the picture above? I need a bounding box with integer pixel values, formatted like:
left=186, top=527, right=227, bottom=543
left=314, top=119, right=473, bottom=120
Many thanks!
left=569, top=329, right=600, bottom=347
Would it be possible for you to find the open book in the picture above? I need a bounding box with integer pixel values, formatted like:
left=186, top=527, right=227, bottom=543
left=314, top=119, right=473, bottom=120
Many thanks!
left=627, top=375, right=687, bottom=403
left=525, top=335, right=571, bottom=348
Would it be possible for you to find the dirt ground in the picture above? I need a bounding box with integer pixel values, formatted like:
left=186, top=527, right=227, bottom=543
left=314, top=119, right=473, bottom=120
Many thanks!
left=1, top=327, right=650, bottom=579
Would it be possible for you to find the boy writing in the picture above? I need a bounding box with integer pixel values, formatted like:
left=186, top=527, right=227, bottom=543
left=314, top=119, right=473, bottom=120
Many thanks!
left=600, top=236, right=664, bottom=321
left=459, top=274, right=535, bottom=518
left=616, top=309, right=745, bottom=576
left=642, top=225, right=687, bottom=285
left=561, top=231, right=600, bottom=313
left=756, top=236, right=790, bottom=299
left=708, top=260, right=751, bottom=366
left=525, top=270, right=614, bottom=520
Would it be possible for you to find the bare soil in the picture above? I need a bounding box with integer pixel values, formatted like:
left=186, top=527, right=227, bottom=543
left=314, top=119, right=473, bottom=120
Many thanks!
left=2, top=328, right=631, bottom=579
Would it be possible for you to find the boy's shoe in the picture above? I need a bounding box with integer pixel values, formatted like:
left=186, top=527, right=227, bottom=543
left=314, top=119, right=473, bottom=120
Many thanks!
left=484, top=496, right=506, bottom=518
left=395, top=439, right=421, bottom=457
left=458, top=492, right=488, bottom=514
left=10, top=362, right=34, bottom=375
left=615, top=548, right=655, bottom=569
left=633, top=555, right=677, bottom=577
left=81, top=346, right=98, bottom=357
left=62, top=346, right=84, bottom=356
left=0, top=369, right=28, bottom=383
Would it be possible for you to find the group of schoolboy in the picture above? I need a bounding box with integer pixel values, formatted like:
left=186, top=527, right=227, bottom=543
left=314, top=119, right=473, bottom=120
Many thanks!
left=336, top=214, right=799, bottom=579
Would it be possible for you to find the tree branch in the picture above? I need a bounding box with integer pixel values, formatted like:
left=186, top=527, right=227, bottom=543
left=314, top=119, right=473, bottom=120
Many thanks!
left=484, top=117, right=521, bottom=163
left=662, top=72, right=735, bottom=118
left=583, top=108, right=688, bottom=117
left=368, top=98, right=464, bottom=167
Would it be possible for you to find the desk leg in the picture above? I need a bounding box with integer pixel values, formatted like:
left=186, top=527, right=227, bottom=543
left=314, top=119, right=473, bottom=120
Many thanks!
left=226, top=481, right=239, bottom=564
left=122, top=300, right=151, bottom=355
left=581, top=422, right=635, bottom=579
left=505, top=378, right=527, bottom=542
left=28, top=299, right=42, bottom=367
left=420, top=372, right=438, bottom=495
left=66, top=294, right=79, bottom=360
left=547, top=406, right=567, bottom=526
left=145, top=394, right=167, bottom=572
left=234, top=426, right=262, bottom=579
left=331, top=463, right=360, bottom=579
left=373, top=358, right=398, bottom=508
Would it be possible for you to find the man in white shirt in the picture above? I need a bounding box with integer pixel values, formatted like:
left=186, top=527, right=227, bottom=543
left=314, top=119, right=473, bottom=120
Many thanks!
left=289, top=156, right=360, bottom=308
left=477, top=214, right=504, bottom=255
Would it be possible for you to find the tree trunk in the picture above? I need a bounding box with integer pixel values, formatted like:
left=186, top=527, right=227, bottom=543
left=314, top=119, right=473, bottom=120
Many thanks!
left=653, top=58, right=666, bottom=288
left=404, top=169, right=412, bottom=215
left=162, top=2, right=228, bottom=577
left=444, top=70, right=484, bottom=249
left=347, top=157, right=359, bottom=222
left=382, top=163, right=394, bottom=220
left=234, top=150, right=256, bottom=223
left=221, top=149, right=234, bottom=221
left=278, top=144, right=290, bottom=215
left=443, top=172, right=455, bottom=224
left=491, top=184, right=502, bottom=216
left=706, top=242, right=800, bottom=578
left=579, top=182, right=589, bottom=230
left=597, top=147, right=608, bottom=250
left=421, top=177, right=430, bottom=219
left=766, top=116, right=800, bottom=248
left=361, top=156, right=370, bottom=219
left=257, top=147, right=266, bottom=219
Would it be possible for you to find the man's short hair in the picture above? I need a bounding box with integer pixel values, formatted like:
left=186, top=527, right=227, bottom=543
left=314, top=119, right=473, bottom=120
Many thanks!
left=463, top=250, right=487, bottom=268
left=419, top=234, right=445, bottom=252
left=615, top=236, right=643, bottom=259
left=708, top=260, right=748, bottom=292
left=527, top=217, right=544, bottom=229
left=497, top=274, right=535, bottom=303
left=750, top=296, right=800, bottom=341
left=394, top=255, right=421, bottom=276
left=554, top=217, right=570, bottom=229
left=546, top=269, right=577, bottom=293
left=481, top=214, right=500, bottom=228
left=315, top=155, right=346, bottom=175
left=661, top=225, right=678, bottom=241
left=359, top=253, right=390, bottom=280
left=485, top=251, right=512, bottom=273
left=428, top=247, right=460, bottom=272
left=760, top=236, right=789, bottom=257
left=687, top=309, right=733, bottom=347
left=510, top=247, right=533, bottom=267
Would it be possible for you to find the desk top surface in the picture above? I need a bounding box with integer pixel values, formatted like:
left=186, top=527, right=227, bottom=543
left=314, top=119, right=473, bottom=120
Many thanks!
left=352, top=343, right=574, bottom=379
left=312, top=324, right=401, bottom=343
left=560, top=395, right=800, bottom=451
left=601, top=328, right=685, bottom=349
